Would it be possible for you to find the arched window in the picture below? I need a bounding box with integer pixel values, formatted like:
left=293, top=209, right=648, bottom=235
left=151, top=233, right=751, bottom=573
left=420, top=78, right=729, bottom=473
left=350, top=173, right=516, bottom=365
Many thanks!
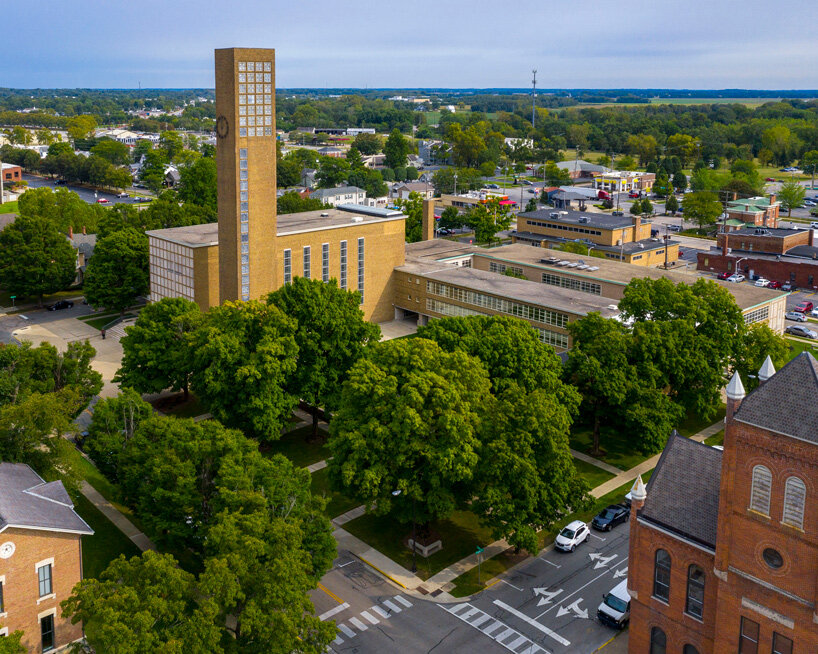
left=650, top=627, right=667, bottom=654
left=685, top=565, right=705, bottom=619
left=653, top=549, right=671, bottom=602
left=782, top=476, right=806, bottom=530
left=750, top=465, right=772, bottom=515
left=683, top=646, right=700, bottom=654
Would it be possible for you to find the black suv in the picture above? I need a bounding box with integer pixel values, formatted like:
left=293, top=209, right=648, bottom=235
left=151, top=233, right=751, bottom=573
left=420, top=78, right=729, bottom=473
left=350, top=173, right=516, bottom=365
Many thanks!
left=592, top=504, right=629, bottom=531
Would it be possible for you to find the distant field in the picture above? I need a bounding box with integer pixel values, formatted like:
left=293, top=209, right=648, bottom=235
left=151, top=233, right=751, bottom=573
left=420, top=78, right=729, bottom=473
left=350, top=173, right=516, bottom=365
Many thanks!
left=649, top=97, right=785, bottom=106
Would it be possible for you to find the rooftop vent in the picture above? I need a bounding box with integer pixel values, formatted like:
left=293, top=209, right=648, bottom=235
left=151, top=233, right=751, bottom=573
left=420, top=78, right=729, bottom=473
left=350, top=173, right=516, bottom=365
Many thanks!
left=579, top=217, right=589, bottom=224
left=351, top=216, right=364, bottom=223
left=587, top=266, right=600, bottom=271
left=550, top=212, right=560, bottom=219
left=320, top=212, right=329, bottom=217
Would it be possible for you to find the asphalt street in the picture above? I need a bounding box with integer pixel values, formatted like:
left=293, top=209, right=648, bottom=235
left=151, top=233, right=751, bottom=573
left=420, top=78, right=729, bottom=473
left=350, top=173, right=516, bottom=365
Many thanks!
left=318, top=520, right=630, bottom=654
left=22, top=173, right=144, bottom=205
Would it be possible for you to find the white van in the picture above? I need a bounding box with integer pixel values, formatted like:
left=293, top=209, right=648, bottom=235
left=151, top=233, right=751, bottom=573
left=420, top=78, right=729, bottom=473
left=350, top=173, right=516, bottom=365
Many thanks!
left=597, top=579, right=630, bottom=629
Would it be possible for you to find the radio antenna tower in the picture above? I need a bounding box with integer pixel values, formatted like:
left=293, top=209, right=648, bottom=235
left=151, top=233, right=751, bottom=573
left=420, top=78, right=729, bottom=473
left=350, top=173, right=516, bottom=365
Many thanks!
left=531, top=69, right=537, bottom=128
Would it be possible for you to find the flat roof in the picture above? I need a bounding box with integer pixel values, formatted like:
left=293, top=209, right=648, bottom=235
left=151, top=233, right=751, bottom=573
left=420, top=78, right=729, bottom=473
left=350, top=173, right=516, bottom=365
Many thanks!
left=476, top=243, right=783, bottom=311
left=147, top=205, right=407, bottom=247
left=405, top=239, right=480, bottom=261
left=513, top=231, right=675, bottom=254
left=399, top=263, right=619, bottom=318
left=728, top=227, right=805, bottom=237
left=518, top=208, right=641, bottom=230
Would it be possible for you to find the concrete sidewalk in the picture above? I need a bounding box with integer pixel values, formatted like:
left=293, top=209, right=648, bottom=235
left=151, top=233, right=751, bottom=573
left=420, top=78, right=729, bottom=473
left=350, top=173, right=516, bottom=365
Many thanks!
left=80, top=482, right=156, bottom=552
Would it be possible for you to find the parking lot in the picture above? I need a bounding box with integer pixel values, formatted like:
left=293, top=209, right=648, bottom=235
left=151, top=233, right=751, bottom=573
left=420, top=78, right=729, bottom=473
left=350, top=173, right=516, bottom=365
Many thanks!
left=22, top=174, right=144, bottom=205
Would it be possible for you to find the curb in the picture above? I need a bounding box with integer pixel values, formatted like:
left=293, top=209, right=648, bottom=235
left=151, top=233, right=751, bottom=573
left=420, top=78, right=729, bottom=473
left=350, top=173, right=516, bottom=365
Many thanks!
left=357, top=555, right=408, bottom=590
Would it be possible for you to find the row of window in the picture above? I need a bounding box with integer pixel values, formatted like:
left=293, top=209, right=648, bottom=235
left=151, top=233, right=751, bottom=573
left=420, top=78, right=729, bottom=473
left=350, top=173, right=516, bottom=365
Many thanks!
left=541, top=272, right=602, bottom=296
left=744, top=306, right=770, bottom=325
left=648, top=631, right=698, bottom=654
left=525, top=220, right=603, bottom=236
left=239, top=148, right=250, bottom=299
left=426, top=298, right=485, bottom=319
left=652, top=550, right=704, bottom=619
left=282, top=239, right=363, bottom=304
left=649, top=619, right=793, bottom=654
left=750, top=467, right=806, bottom=530
left=488, top=262, right=524, bottom=277
left=535, top=327, right=570, bottom=349
left=425, top=281, right=569, bottom=327
left=0, top=565, right=55, bottom=649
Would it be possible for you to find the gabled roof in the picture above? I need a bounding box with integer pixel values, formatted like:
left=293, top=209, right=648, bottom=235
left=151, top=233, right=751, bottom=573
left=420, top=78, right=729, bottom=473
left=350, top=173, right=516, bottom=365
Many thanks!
left=735, top=352, right=818, bottom=445
left=310, top=185, right=364, bottom=198
left=640, top=432, right=722, bottom=550
left=0, top=463, right=93, bottom=535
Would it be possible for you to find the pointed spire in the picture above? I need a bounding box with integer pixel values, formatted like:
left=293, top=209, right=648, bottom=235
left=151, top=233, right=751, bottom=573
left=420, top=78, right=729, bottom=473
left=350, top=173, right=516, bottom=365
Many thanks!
left=726, top=370, right=746, bottom=401
left=758, top=355, right=776, bottom=383
left=631, top=475, right=647, bottom=501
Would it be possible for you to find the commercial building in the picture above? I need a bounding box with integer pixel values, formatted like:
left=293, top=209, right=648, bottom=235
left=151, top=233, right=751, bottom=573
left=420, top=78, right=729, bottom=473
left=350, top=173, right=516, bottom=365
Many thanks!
left=553, top=159, right=609, bottom=181
left=436, top=191, right=516, bottom=213
left=148, top=48, right=406, bottom=323
left=0, top=463, right=93, bottom=652
left=1, top=163, right=22, bottom=183
left=627, top=353, right=818, bottom=653
left=593, top=171, right=655, bottom=193
left=512, top=208, right=679, bottom=266
left=725, top=194, right=780, bottom=227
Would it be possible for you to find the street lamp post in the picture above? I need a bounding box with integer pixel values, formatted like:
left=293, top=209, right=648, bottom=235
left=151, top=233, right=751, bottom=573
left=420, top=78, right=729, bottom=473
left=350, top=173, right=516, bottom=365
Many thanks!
left=453, top=172, right=458, bottom=197
left=392, top=489, right=418, bottom=574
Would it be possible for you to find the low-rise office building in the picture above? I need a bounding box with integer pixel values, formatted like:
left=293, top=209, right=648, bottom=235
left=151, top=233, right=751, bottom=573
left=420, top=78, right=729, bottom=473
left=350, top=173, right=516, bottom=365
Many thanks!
left=0, top=463, right=93, bottom=652
left=593, top=171, right=655, bottom=193
left=512, top=209, right=679, bottom=266
left=725, top=194, right=780, bottom=227
left=1, top=163, right=22, bottom=183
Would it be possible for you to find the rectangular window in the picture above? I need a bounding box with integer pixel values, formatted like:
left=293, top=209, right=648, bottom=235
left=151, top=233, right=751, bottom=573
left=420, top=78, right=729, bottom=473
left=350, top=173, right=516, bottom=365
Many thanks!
left=340, top=240, right=347, bottom=289
left=40, top=615, right=55, bottom=652
left=739, top=617, right=759, bottom=654
left=38, top=564, right=52, bottom=597
left=303, top=246, right=311, bottom=280
left=283, top=249, right=291, bottom=284
left=0, top=580, right=3, bottom=613
left=357, top=238, right=365, bottom=304
left=322, top=243, right=329, bottom=283
left=772, top=632, right=793, bottom=654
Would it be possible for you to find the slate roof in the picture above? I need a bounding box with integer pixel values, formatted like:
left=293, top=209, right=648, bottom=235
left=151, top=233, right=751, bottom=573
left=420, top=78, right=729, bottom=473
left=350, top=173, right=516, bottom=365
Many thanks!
left=640, top=431, right=722, bottom=549
left=735, top=352, right=818, bottom=444
left=0, top=463, right=93, bottom=535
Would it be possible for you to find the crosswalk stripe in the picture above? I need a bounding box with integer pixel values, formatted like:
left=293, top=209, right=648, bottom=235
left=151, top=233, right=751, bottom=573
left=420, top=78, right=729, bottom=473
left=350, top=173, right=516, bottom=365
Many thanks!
left=331, top=636, right=344, bottom=646
left=361, top=610, right=379, bottom=624
left=496, top=628, right=517, bottom=642
left=471, top=613, right=492, bottom=628
left=383, top=599, right=402, bottom=613
left=507, top=635, right=529, bottom=650
left=394, top=595, right=413, bottom=608
left=349, top=617, right=368, bottom=631
left=338, top=624, right=356, bottom=638
left=440, top=604, right=550, bottom=654
left=482, top=621, right=505, bottom=635
left=460, top=607, right=481, bottom=620
left=372, top=605, right=390, bottom=619
left=450, top=603, right=471, bottom=615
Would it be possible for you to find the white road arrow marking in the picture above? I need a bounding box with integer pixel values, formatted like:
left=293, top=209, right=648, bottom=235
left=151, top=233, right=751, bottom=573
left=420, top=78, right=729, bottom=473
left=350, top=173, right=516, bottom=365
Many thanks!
left=614, top=566, right=628, bottom=579
left=556, top=599, right=588, bottom=620
left=588, top=552, right=617, bottom=569
left=533, top=588, right=563, bottom=606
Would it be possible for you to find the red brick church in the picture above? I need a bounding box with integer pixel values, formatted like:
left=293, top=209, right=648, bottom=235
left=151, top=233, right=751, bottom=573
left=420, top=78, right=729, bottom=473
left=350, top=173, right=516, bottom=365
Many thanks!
left=627, top=352, right=818, bottom=653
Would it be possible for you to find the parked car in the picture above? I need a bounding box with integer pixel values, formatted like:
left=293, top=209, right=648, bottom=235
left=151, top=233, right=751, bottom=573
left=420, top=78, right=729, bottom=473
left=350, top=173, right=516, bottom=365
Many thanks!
left=521, top=179, right=533, bottom=186
left=628, top=191, right=640, bottom=198
left=116, top=192, right=129, bottom=198
left=717, top=271, right=732, bottom=280
left=598, top=579, right=630, bottom=629
left=55, top=179, right=67, bottom=185
left=727, top=274, right=745, bottom=283
left=667, top=224, right=681, bottom=232
left=785, top=311, right=808, bottom=322
left=767, top=280, right=783, bottom=289
left=794, top=301, right=814, bottom=313
left=554, top=520, right=590, bottom=552
left=805, top=200, right=817, bottom=207
left=592, top=505, right=629, bottom=532
left=485, top=183, right=499, bottom=189
left=754, top=277, right=770, bottom=287
left=96, top=198, right=109, bottom=204
left=612, top=210, right=624, bottom=217
left=782, top=281, right=797, bottom=291
left=527, top=189, right=538, bottom=194
left=811, top=307, right=818, bottom=318
left=47, top=300, right=74, bottom=311
left=785, top=325, right=818, bottom=339
left=810, top=222, right=818, bottom=229
left=765, top=177, right=776, bottom=182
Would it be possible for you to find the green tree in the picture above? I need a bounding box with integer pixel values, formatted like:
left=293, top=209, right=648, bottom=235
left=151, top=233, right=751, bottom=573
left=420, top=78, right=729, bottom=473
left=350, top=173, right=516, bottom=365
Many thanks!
left=267, top=277, right=380, bottom=437
left=347, top=167, right=387, bottom=199
left=614, top=155, right=636, bottom=170
left=277, top=148, right=303, bottom=188
left=159, top=130, right=185, bottom=162
left=630, top=199, right=643, bottom=215
left=396, top=191, right=424, bottom=242
left=682, top=191, right=722, bottom=229
left=115, top=297, right=201, bottom=399
left=0, top=632, right=25, bottom=654
left=732, top=323, right=790, bottom=392
left=384, top=128, right=411, bottom=170
left=84, top=228, right=149, bottom=315
left=641, top=198, right=653, bottom=215
left=625, top=134, right=658, bottom=165
left=18, top=186, right=99, bottom=234
left=0, top=214, right=76, bottom=305
left=328, top=338, right=490, bottom=529
left=438, top=206, right=461, bottom=231
left=315, top=157, right=350, bottom=188
left=525, top=197, right=537, bottom=212
left=178, top=156, right=217, bottom=211
left=139, top=148, right=170, bottom=193
left=464, top=197, right=511, bottom=243
left=66, top=115, right=97, bottom=142
left=665, top=133, right=698, bottom=167
left=762, top=125, right=794, bottom=166
left=188, top=301, right=298, bottom=441
left=665, top=194, right=679, bottom=214
left=543, top=161, right=571, bottom=186
left=778, top=180, right=805, bottom=216
left=352, top=132, right=381, bottom=155
left=61, top=551, right=222, bottom=654
left=801, top=150, right=818, bottom=189
left=671, top=172, right=687, bottom=192
left=277, top=191, right=327, bottom=215
left=91, top=138, right=130, bottom=165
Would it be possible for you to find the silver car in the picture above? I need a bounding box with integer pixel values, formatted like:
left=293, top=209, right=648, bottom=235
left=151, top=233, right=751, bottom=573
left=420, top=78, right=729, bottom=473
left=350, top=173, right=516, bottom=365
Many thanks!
left=786, top=311, right=807, bottom=322
left=786, top=325, right=818, bottom=339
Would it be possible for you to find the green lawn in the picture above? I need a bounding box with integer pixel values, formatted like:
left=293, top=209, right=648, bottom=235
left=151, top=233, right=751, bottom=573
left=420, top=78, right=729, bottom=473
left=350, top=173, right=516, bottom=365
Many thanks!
left=704, top=430, right=724, bottom=447
left=310, top=467, right=360, bottom=518
left=159, top=394, right=208, bottom=419
left=450, top=470, right=654, bottom=596
left=0, top=200, right=19, bottom=214
left=261, top=424, right=331, bottom=468
left=77, top=312, right=121, bottom=324
left=0, top=287, right=82, bottom=308
left=344, top=509, right=497, bottom=581
left=677, top=405, right=726, bottom=438
left=786, top=339, right=818, bottom=360
left=82, top=313, right=136, bottom=331
left=572, top=457, right=615, bottom=489
left=73, top=492, right=141, bottom=579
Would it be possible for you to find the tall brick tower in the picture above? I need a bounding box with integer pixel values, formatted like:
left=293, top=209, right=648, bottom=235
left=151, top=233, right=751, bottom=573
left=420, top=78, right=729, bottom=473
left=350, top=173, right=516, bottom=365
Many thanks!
left=214, top=48, right=277, bottom=303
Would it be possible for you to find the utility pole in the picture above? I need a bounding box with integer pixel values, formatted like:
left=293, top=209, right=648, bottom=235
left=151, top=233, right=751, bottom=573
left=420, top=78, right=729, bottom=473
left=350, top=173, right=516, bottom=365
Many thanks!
left=531, top=69, right=537, bottom=129
left=0, top=154, right=4, bottom=205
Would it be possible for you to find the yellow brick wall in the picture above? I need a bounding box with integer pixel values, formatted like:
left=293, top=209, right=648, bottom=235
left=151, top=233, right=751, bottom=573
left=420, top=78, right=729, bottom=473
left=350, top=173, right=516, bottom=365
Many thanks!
left=193, top=244, right=220, bottom=311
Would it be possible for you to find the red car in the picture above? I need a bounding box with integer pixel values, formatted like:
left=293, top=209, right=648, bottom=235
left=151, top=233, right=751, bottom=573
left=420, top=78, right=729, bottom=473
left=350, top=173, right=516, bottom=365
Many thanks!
left=765, top=177, right=776, bottom=182
left=766, top=280, right=783, bottom=289
left=717, top=272, right=731, bottom=280
left=794, top=301, right=814, bottom=313
left=96, top=198, right=109, bottom=204
left=628, top=191, right=640, bottom=199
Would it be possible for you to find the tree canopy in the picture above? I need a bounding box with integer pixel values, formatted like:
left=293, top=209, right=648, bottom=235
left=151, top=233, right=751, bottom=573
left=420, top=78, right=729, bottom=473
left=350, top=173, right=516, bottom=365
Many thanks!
left=84, top=228, right=149, bottom=314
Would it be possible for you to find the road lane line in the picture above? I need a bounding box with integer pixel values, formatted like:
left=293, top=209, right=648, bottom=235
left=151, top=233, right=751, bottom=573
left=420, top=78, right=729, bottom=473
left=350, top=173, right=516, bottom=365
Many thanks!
left=539, top=558, right=561, bottom=568
left=317, top=582, right=344, bottom=605
left=493, top=599, right=571, bottom=647
left=394, top=595, right=413, bottom=608
left=383, top=599, right=402, bottom=613
left=372, top=605, right=390, bottom=619
left=590, top=533, right=606, bottom=541
left=338, top=624, right=355, bottom=638
left=360, top=610, right=379, bottom=624
left=536, top=563, right=619, bottom=619
left=349, top=617, right=368, bottom=631
left=318, top=602, right=350, bottom=621
left=499, top=579, right=524, bottom=591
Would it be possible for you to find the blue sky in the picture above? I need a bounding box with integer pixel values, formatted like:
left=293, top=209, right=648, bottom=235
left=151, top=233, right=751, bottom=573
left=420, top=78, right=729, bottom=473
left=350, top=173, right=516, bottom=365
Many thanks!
left=5, top=0, right=817, bottom=89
